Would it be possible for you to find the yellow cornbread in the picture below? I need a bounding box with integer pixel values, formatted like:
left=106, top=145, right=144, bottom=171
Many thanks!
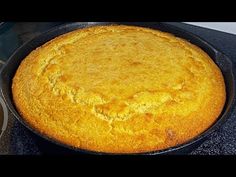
left=12, top=25, right=226, bottom=153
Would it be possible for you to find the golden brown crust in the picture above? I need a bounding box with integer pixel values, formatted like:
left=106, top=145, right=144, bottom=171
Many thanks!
left=12, top=25, right=226, bottom=153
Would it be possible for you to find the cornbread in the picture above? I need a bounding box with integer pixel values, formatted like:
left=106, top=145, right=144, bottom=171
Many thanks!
left=12, top=25, right=226, bottom=153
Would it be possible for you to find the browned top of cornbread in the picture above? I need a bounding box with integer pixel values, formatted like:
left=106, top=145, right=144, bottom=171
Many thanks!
left=12, top=25, right=226, bottom=153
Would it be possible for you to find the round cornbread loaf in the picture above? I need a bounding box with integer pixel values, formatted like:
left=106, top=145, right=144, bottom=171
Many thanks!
left=12, top=25, right=226, bottom=153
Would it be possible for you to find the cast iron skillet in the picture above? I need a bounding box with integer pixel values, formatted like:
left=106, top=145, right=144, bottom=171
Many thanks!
left=0, top=22, right=235, bottom=155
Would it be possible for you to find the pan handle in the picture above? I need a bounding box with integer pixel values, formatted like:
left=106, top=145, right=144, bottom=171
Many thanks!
left=0, top=60, right=8, bottom=139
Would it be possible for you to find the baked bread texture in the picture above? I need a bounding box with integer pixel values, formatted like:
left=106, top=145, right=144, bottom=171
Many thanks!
left=12, top=25, right=226, bottom=153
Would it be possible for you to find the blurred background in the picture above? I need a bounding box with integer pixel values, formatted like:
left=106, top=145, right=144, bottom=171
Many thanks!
left=185, top=22, right=236, bottom=35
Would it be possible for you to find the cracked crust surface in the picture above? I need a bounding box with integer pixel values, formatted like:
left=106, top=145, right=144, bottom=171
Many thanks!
left=12, top=25, right=226, bottom=153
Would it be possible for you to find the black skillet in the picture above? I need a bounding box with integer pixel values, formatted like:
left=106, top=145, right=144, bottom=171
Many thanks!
left=0, top=22, right=235, bottom=155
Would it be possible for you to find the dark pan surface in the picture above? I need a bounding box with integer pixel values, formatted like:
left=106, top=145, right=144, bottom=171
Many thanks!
left=0, top=22, right=235, bottom=155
